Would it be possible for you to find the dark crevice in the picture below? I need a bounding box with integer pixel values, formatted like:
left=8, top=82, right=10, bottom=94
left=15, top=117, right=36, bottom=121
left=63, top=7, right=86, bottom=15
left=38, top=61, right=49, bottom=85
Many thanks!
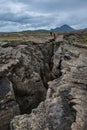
left=49, top=42, right=55, bottom=71
left=57, top=57, right=62, bottom=77
left=16, top=93, right=45, bottom=114
left=40, top=41, right=55, bottom=89
left=40, top=66, right=48, bottom=89
left=68, top=102, right=77, bottom=122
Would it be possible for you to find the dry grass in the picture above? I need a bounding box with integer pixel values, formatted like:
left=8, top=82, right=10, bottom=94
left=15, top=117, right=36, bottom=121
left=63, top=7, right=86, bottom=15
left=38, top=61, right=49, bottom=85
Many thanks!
left=0, top=32, right=52, bottom=43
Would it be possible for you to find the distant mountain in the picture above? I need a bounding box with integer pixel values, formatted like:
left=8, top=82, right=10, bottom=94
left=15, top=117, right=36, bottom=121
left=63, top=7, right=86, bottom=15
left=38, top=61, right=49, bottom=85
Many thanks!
left=51, top=24, right=75, bottom=32
left=84, top=28, right=87, bottom=30
left=21, top=24, right=75, bottom=33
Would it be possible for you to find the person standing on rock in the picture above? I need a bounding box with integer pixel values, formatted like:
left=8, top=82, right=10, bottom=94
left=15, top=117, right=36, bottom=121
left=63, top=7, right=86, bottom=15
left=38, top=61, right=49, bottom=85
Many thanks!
left=50, top=32, right=57, bottom=41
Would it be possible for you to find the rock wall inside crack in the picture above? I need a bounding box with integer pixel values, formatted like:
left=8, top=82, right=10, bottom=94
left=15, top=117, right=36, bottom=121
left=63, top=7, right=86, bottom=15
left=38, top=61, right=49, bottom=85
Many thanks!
left=10, top=35, right=87, bottom=130
left=0, top=41, right=55, bottom=115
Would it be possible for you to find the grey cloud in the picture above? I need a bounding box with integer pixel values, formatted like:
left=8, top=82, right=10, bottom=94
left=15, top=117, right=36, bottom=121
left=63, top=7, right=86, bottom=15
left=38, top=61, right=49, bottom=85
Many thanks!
left=15, top=0, right=87, bottom=13
left=0, top=0, right=87, bottom=32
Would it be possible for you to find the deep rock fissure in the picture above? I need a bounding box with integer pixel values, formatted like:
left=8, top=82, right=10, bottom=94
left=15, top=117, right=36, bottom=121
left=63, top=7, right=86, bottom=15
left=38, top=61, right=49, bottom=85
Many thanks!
left=40, top=42, right=55, bottom=89
left=1, top=33, right=87, bottom=130
left=11, top=41, right=58, bottom=114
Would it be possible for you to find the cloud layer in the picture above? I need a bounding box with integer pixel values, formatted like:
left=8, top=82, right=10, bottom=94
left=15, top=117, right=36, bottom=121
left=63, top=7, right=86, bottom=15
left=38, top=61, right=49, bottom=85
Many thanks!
left=0, top=0, right=87, bottom=32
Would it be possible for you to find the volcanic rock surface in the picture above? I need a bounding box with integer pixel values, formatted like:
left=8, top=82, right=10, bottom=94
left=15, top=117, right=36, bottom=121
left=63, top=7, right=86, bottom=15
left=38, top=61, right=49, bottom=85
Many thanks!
left=0, top=32, right=87, bottom=130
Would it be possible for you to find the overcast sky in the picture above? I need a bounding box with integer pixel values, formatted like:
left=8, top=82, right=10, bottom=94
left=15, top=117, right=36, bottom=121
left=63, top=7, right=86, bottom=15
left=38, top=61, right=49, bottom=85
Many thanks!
left=0, top=0, right=87, bottom=32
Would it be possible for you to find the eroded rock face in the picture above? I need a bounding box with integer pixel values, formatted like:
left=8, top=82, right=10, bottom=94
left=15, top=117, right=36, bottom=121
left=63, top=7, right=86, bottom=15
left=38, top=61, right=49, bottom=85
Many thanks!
left=0, top=77, right=20, bottom=130
left=10, top=35, right=87, bottom=130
